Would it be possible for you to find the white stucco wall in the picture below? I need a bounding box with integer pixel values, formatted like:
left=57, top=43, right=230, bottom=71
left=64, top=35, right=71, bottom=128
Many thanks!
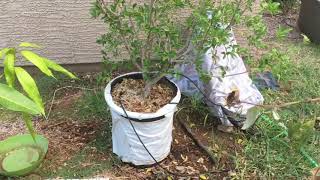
left=0, top=0, right=105, bottom=65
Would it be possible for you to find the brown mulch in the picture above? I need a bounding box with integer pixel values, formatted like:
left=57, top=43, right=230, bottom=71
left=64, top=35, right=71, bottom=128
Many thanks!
left=38, top=119, right=104, bottom=173
left=112, top=78, right=174, bottom=113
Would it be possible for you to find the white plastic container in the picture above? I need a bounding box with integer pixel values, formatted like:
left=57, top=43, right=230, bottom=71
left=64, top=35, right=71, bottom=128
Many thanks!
left=104, top=72, right=181, bottom=165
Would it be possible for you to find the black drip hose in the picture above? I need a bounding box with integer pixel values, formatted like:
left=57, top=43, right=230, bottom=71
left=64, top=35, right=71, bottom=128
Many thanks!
left=172, top=72, right=245, bottom=127
left=117, top=73, right=248, bottom=177
left=119, top=99, right=229, bottom=178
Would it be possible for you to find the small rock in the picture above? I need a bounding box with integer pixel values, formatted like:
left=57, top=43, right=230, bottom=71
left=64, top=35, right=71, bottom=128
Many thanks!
left=175, top=166, right=186, bottom=173
left=197, top=157, right=204, bottom=164
left=218, top=125, right=234, bottom=133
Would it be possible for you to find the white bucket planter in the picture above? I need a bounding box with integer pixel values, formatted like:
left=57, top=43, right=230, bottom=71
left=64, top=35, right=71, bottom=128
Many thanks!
left=104, top=72, right=181, bottom=165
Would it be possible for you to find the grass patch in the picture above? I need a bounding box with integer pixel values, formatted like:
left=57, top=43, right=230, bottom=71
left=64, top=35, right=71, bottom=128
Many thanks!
left=235, top=41, right=320, bottom=179
left=77, top=91, right=110, bottom=121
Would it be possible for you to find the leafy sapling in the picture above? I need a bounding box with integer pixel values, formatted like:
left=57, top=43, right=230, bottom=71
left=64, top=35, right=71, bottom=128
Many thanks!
left=91, top=0, right=278, bottom=96
left=0, top=42, right=76, bottom=141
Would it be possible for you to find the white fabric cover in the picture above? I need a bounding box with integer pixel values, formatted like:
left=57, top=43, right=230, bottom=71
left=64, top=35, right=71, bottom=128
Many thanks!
left=169, top=30, right=264, bottom=127
left=104, top=72, right=181, bottom=165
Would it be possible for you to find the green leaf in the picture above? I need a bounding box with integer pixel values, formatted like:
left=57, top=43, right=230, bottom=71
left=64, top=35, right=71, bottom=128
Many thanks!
left=22, top=113, right=36, bottom=142
left=43, top=58, right=77, bottom=79
left=276, top=26, right=291, bottom=40
left=0, top=83, right=42, bottom=115
left=0, top=48, right=10, bottom=59
left=4, top=49, right=16, bottom=87
left=242, top=107, right=261, bottom=130
left=20, top=50, right=54, bottom=77
left=15, top=67, right=45, bottom=115
left=19, top=42, right=41, bottom=48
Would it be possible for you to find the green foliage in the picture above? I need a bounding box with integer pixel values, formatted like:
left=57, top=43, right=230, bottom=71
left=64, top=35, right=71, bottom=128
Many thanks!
left=0, top=83, right=42, bottom=116
left=288, top=119, right=315, bottom=150
left=275, top=25, right=292, bottom=40
left=3, top=49, right=16, bottom=88
left=235, top=42, right=320, bottom=179
left=19, top=42, right=42, bottom=48
left=42, top=58, right=77, bottom=79
left=0, top=43, right=76, bottom=139
left=91, top=0, right=283, bottom=88
left=245, top=15, right=268, bottom=48
left=20, top=51, right=54, bottom=77
left=272, top=0, right=299, bottom=12
left=261, top=1, right=281, bottom=15
left=22, top=113, right=37, bottom=141
left=77, top=91, right=110, bottom=121
left=15, top=67, right=44, bottom=115
left=257, top=48, right=292, bottom=81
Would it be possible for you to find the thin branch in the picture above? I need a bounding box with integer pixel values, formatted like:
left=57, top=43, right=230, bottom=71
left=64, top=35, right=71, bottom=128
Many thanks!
left=240, top=97, right=320, bottom=109
left=178, top=119, right=217, bottom=164
left=224, top=0, right=247, bottom=31
left=144, top=0, right=157, bottom=64
left=45, top=86, right=97, bottom=121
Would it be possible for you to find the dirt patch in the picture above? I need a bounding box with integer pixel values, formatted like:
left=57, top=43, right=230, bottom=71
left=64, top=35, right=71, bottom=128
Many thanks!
left=38, top=119, right=103, bottom=172
left=263, top=10, right=302, bottom=41
left=112, top=78, right=174, bottom=113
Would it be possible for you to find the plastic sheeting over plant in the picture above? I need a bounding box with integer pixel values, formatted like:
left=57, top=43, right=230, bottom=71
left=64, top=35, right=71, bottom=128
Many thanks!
left=169, top=30, right=264, bottom=128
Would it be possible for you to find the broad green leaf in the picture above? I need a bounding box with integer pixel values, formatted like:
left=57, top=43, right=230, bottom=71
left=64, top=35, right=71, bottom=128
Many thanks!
left=242, top=107, right=261, bottom=130
left=4, top=49, right=16, bottom=87
left=0, top=48, right=10, bottom=59
left=43, top=58, right=77, bottom=79
left=19, top=42, right=41, bottom=48
left=15, top=67, right=45, bottom=115
left=20, top=50, right=54, bottom=77
left=0, top=83, right=42, bottom=115
left=22, top=113, right=36, bottom=142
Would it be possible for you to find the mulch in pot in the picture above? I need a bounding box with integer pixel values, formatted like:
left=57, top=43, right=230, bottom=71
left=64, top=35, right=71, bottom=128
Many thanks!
left=112, top=78, right=175, bottom=113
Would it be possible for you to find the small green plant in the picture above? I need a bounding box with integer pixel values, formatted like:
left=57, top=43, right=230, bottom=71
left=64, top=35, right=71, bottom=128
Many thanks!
left=272, top=0, right=298, bottom=12
left=0, top=42, right=76, bottom=140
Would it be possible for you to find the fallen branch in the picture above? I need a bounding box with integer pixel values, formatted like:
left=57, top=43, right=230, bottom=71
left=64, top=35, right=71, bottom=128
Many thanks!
left=177, top=119, right=217, bottom=164
left=241, top=97, right=320, bottom=109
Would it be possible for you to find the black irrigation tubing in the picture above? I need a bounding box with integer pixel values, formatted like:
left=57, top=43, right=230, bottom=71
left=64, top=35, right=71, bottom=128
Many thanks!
left=119, top=99, right=229, bottom=178
left=116, top=73, right=262, bottom=177
left=172, top=72, right=246, bottom=127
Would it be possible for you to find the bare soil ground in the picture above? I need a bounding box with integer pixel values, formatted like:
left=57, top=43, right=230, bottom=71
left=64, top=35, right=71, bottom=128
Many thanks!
left=0, top=83, right=242, bottom=179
